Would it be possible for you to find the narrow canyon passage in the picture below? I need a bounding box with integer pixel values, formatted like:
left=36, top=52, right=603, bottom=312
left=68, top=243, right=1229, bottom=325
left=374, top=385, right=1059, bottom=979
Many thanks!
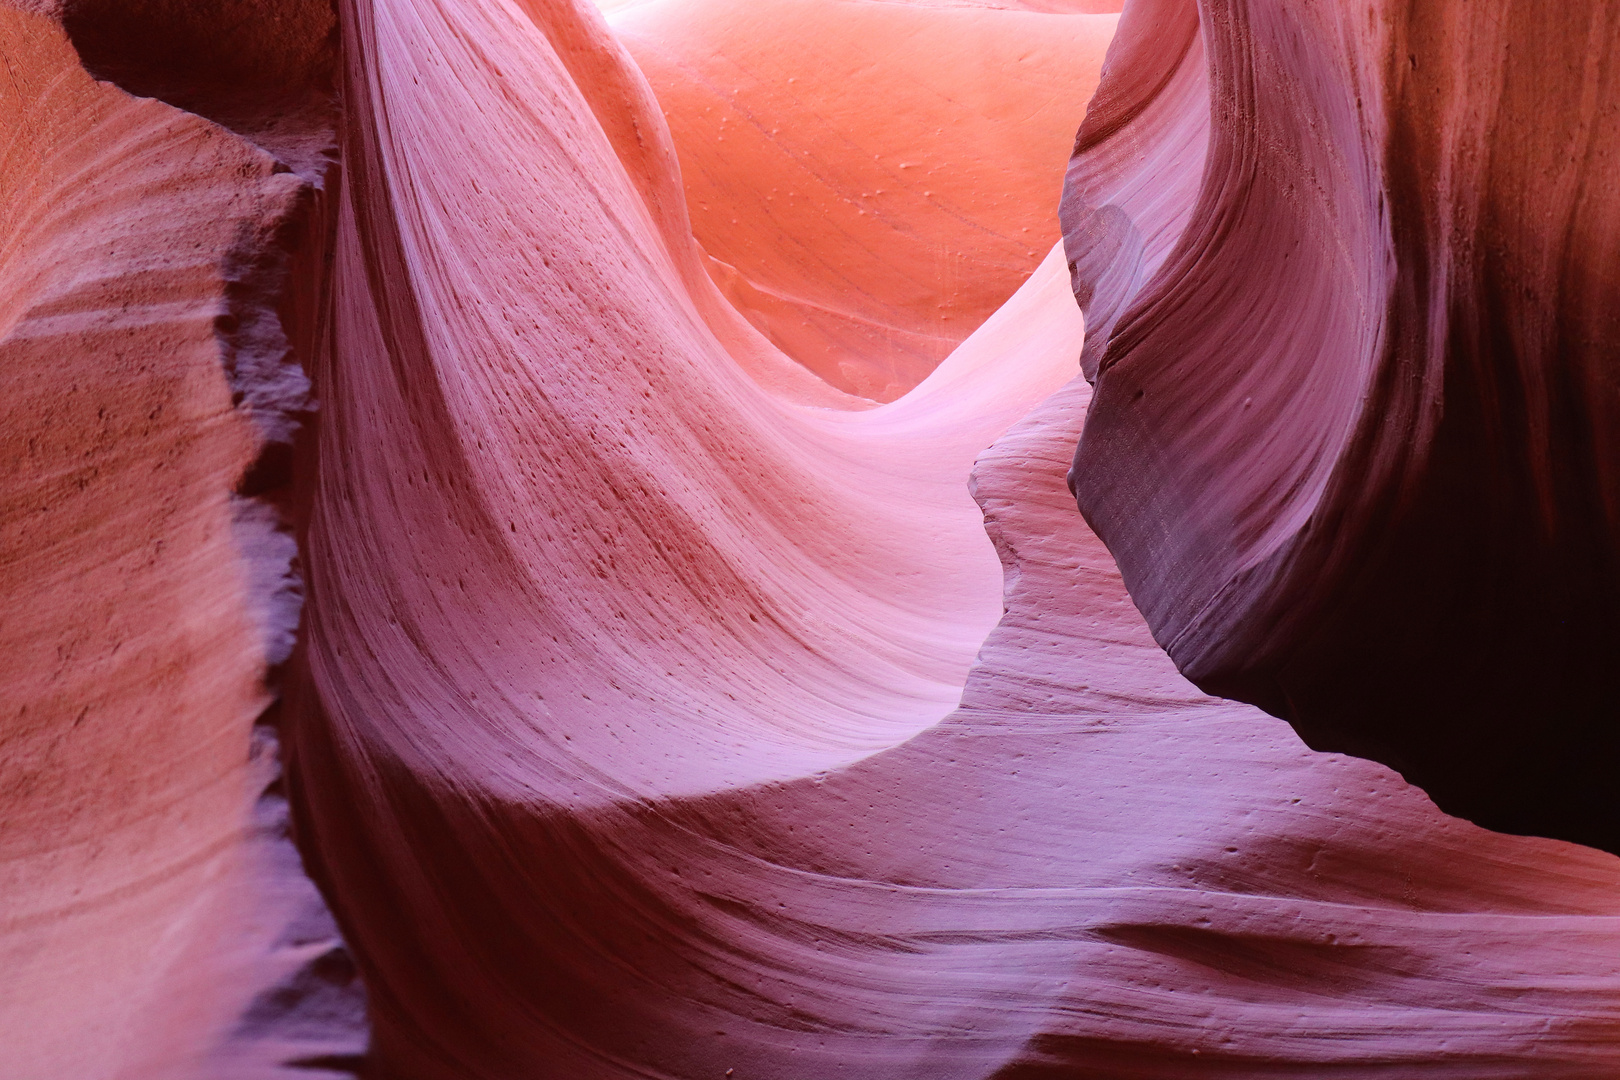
left=291, top=1, right=1620, bottom=1077
left=4, top=1, right=1620, bottom=1078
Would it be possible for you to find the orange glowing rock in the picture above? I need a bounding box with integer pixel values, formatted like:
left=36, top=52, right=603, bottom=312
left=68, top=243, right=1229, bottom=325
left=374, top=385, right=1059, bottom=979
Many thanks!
left=609, top=0, right=1117, bottom=398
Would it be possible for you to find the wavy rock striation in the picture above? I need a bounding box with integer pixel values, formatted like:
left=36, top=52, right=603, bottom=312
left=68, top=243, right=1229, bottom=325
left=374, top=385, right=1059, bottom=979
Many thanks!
left=285, top=0, right=1620, bottom=1077
left=1064, top=0, right=1620, bottom=851
left=8, top=0, right=1620, bottom=1074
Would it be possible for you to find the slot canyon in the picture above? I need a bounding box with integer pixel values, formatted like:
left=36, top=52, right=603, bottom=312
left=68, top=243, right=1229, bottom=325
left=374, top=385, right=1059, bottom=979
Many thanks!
left=3, top=0, right=1619, bottom=1077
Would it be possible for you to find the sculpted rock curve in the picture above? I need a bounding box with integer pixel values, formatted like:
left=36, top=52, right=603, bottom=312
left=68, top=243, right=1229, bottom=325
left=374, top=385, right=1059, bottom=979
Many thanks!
left=1064, top=0, right=1620, bottom=852
left=286, top=1, right=1620, bottom=1077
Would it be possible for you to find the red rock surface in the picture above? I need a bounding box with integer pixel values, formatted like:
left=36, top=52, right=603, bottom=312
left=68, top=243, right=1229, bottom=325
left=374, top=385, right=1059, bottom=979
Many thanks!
left=608, top=0, right=1117, bottom=399
left=1064, top=0, right=1620, bottom=853
left=7, top=0, right=1620, bottom=1076
left=285, top=0, right=1620, bottom=1076
left=0, top=4, right=357, bottom=1077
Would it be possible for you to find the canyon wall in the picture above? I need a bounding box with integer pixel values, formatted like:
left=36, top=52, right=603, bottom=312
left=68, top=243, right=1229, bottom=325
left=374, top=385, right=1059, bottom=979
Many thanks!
left=0, top=3, right=359, bottom=1076
left=286, top=0, right=1620, bottom=1076
left=1065, top=0, right=1620, bottom=853
left=5, top=0, right=1620, bottom=1077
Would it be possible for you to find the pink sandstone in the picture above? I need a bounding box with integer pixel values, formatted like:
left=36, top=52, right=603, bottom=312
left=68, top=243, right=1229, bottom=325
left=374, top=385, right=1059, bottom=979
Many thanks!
left=289, top=1, right=1620, bottom=1076
left=3, top=1, right=1620, bottom=1077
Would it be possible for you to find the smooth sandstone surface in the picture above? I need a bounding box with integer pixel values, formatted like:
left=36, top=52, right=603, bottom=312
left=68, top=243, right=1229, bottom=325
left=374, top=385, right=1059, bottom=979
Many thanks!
left=284, top=1, right=1620, bottom=1077
left=7, top=0, right=1620, bottom=1075
left=609, top=0, right=1117, bottom=399
left=1063, top=0, right=1620, bottom=853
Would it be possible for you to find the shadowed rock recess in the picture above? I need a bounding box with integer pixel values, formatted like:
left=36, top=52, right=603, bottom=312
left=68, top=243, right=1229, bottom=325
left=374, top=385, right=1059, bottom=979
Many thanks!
left=3, top=0, right=1620, bottom=1078
left=1064, top=0, right=1620, bottom=854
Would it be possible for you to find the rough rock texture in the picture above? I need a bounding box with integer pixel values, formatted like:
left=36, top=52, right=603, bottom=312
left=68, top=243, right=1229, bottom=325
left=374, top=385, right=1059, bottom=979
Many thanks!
left=284, top=1, right=1620, bottom=1077
left=1064, top=0, right=1620, bottom=852
left=0, top=4, right=360, bottom=1077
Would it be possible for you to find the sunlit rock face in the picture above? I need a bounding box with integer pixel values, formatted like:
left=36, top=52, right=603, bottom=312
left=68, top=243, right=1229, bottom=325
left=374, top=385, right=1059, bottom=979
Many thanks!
left=1064, top=0, right=1620, bottom=853
left=608, top=0, right=1118, bottom=399
left=6, top=0, right=1620, bottom=1077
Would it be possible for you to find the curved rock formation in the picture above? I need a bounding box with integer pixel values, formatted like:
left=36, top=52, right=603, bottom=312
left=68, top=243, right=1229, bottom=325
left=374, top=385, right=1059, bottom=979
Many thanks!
left=1064, top=0, right=1620, bottom=852
left=10, top=0, right=1620, bottom=1075
left=284, top=0, right=1620, bottom=1076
